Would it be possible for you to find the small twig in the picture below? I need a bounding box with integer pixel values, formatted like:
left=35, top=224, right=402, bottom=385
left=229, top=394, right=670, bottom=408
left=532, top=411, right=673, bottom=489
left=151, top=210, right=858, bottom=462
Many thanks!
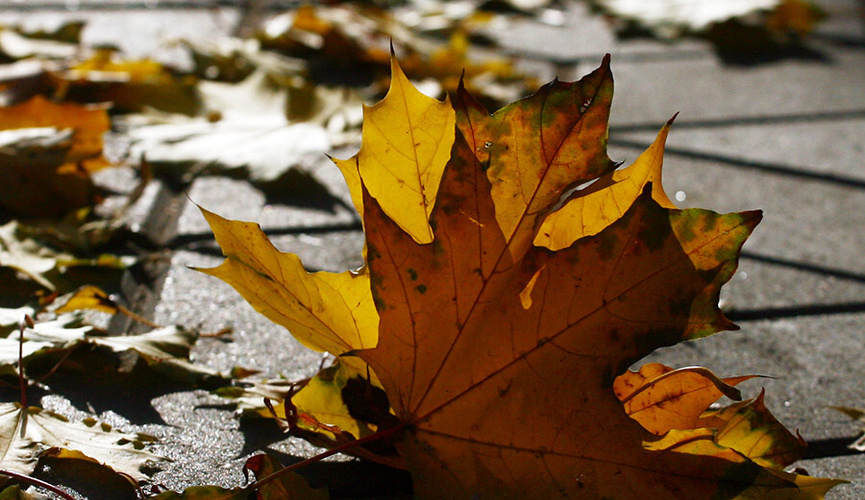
left=0, top=468, right=77, bottom=500
left=199, top=327, right=233, bottom=338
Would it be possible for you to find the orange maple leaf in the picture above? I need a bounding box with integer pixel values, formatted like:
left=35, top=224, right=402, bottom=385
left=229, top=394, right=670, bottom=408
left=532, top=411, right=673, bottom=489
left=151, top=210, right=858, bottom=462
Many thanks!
left=203, top=55, right=843, bottom=499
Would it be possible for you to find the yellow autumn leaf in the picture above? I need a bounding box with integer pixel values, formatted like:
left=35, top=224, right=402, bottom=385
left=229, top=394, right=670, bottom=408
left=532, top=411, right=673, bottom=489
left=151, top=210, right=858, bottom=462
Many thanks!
left=333, top=55, right=455, bottom=244
left=698, top=390, right=807, bottom=469
left=615, top=363, right=758, bottom=435
left=0, top=95, right=109, bottom=172
left=197, top=207, right=377, bottom=371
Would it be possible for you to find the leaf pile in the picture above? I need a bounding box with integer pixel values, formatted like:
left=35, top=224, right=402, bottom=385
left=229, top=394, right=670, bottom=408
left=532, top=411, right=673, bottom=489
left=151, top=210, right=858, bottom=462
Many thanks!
left=0, top=3, right=561, bottom=497
left=203, top=54, right=844, bottom=498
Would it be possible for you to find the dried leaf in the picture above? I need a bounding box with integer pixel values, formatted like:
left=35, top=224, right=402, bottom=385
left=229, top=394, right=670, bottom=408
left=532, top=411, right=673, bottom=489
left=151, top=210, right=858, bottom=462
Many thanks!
left=0, top=29, right=77, bottom=61
left=54, top=285, right=118, bottom=314
left=0, top=220, right=64, bottom=291
left=594, top=0, right=782, bottom=36
left=205, top=56, right=843, bottom=498
left=127, top=119, right=331, bottom=186
left=0, top=96, right=110, bottom=216
left=198, top=209, right=377, bottom=372
left=697, top=390, right=807, bottom=469
left=0, top=95, right=109, bottom=170
left=614, top=363, right=759, bottom=435
left=0, top=402, right=163, bottom=481
left=0, top=313, right=223, bottom=386
left=51, top=48, right=198, bottom=114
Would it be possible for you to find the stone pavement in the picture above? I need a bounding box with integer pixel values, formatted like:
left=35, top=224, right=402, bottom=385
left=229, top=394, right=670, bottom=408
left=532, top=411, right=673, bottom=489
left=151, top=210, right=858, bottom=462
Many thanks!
left=1, top=1, right=864, bottom=498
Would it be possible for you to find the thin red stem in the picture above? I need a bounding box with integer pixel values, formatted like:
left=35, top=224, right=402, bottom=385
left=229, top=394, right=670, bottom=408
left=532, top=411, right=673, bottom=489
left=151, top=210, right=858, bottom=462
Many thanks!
left=251, top=422, right=407, bottom=490
left=18, top=317, right=28, bottom=408
left=0, top=468, right=77, bottom=500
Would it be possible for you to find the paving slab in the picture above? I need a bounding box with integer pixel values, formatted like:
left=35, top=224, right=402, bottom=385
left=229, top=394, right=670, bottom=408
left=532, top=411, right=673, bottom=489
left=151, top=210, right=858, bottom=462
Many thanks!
left=1, top=1, right=864, bottom=498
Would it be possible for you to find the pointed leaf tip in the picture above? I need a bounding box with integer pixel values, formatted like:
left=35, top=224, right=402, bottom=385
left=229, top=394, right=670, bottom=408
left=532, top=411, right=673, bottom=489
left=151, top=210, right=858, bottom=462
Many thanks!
left=353, top=53, right=456, bottom=244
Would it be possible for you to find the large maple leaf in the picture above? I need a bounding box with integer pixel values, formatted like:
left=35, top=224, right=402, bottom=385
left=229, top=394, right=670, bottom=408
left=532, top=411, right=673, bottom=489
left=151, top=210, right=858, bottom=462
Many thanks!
left=203, top=56, right=842, bottom=498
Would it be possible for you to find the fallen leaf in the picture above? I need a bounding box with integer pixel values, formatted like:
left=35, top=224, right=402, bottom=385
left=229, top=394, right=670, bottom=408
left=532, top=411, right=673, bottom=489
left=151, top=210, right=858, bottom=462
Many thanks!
left=0, top=95, right=110, bottom=216
left=0, top=60, right=52, bottom=105
left=697, top=390, right=807, bottom=469
left=0, top=220, right=63, bottom=291
left=0, top=402, right=162, bottom=481
left=0, top=127, right=95, bottom=217
left=614, top=362, right=759, bottom=435
left=594, top=0, right=782, bottom=37
left=594, top=0, right=827, bottom=63
left=124, top=68, right=359, bottom=189
left=54, top=284, right=120, bottom=314
left=257, top=4, right=538, bottom=109
left=0, top=220, right=134, bottom=300
left=0, top=312, right=223, bottom=387
left=0, top=95, right=109, bottom=170
left=88, top=326, right=224, bottom=385
left=38, top=447, right=143, bottom=498
left=765, top=0, right=826, bottom=36
left=51, top=48, right=198, bottom=114
left=205, top=55, right=843, bottom=498
left=0, top=28, right=78, bottom=61
left=358, top=145, right=770, bottom=498
left=0, top=305, right=35, bottom=335
left=0, top=312, right=92, bottom=367
left=17, top=21, right=84, bottom=45
left=829, top=406, right=865, bottom=452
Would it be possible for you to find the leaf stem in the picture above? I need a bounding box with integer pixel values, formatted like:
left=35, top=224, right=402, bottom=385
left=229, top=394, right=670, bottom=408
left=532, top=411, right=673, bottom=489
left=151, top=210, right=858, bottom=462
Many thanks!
left=0, top=468, right=77, bottom=500
left=251, top=422, right=406, bottom=490
left=18, top=316, right=33, bottom=408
